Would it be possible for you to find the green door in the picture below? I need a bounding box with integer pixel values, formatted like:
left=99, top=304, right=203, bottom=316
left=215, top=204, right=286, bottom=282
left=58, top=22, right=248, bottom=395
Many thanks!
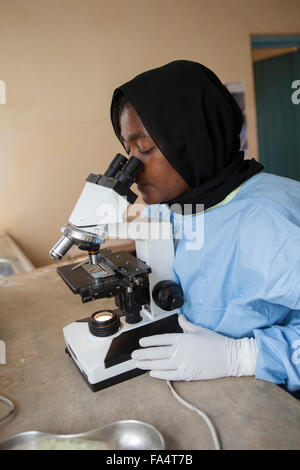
left=254, top=50, right=300, bottom=181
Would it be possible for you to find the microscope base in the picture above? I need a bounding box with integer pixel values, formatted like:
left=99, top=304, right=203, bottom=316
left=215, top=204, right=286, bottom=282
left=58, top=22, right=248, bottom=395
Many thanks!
left=63, top=312, right=182, bottom=392
left=65, top=347, right=146, bottom=391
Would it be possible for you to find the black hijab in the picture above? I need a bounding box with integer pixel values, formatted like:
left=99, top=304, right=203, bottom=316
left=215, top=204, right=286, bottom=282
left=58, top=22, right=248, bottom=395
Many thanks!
left=111, top=60, right=263, bottom=212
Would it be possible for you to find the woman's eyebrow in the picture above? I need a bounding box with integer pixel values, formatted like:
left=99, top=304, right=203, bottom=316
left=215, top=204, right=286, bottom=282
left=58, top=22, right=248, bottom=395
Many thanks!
left=121, top=132, right=148, bottom=143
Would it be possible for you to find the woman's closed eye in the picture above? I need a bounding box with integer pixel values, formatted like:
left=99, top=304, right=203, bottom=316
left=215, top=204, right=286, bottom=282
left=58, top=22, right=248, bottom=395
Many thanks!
left=125, top=146, right=155, bottom=156
left=139, top=146, right=155, bottom=155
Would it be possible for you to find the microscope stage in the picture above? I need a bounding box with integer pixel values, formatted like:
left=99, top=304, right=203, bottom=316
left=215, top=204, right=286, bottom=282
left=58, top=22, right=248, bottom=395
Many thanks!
left=57, top=249, right=151, bottom=303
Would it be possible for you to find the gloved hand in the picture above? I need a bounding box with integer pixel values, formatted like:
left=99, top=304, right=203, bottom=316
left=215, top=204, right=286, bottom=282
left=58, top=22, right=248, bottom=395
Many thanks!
left=131, top=315, right=258, bottom=381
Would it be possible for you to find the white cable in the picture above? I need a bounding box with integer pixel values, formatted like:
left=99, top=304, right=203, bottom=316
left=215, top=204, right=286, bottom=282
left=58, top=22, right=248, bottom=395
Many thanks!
left=0, top=394, right=15, bottom=422
left=166, top=381, right=222, bottom=450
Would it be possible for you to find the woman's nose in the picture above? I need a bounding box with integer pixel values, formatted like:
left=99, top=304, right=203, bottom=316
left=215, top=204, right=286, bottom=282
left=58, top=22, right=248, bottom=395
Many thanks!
left=128, top=152, right=144, bottom=164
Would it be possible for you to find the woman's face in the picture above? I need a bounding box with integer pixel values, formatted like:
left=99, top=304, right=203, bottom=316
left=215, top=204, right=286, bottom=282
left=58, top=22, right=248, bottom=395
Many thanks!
left=119, top=104, right=190, bottom=205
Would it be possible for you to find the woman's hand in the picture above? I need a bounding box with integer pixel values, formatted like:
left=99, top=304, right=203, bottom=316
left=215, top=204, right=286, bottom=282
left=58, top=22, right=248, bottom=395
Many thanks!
left=131, top=315, right=258, bottom=381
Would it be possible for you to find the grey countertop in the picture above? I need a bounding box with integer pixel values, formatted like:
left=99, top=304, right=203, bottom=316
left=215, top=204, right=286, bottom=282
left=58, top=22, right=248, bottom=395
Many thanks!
left=1, top=263, right=300, bottom=450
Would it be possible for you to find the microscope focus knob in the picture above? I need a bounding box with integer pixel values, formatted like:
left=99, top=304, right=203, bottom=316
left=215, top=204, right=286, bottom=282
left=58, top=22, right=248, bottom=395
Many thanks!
left=152, top=281, right=184, bottom=311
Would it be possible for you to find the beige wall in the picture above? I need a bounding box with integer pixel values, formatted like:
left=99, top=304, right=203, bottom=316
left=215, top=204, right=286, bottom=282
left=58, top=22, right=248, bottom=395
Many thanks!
left=0, top=0, right=300, bottom=267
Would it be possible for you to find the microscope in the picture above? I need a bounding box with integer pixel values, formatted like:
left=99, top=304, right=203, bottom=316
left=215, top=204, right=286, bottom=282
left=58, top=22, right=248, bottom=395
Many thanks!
left=50, top=154, right=184, bottom=391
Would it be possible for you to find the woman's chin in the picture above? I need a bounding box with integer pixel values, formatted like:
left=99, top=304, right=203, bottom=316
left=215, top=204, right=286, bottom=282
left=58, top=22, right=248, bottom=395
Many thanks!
left=138, top=184, right=160, bottom=205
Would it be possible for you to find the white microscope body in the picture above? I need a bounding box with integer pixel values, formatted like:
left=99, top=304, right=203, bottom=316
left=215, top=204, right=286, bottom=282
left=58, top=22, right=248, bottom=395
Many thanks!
left=50, top=155, right=183, bottom=391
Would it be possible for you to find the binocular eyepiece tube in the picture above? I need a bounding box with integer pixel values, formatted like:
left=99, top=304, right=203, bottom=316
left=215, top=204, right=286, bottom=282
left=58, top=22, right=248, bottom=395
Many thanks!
left=104, top=153, right=128, bottom=177
left=116, top=156, right=144, bottom=186
left=104, top=153, right=144, bottom=187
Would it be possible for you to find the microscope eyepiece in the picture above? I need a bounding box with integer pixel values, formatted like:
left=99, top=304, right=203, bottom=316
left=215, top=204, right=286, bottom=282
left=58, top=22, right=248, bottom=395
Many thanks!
left=117, top=156, right=144, bottom=186
left=104, top=153, right=128, bottom=178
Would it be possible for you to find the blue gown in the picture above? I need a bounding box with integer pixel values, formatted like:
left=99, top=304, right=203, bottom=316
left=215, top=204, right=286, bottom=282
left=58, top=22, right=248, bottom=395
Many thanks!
left=143, top=172, right=300, bottom=392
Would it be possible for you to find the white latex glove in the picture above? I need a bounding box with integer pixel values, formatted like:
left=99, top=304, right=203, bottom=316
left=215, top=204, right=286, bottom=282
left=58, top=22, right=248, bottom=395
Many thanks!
left=131, top=315, right=258, bottom=381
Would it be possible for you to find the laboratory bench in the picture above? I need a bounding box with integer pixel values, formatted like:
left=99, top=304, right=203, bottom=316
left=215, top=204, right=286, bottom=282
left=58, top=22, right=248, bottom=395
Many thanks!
left=1, top=262, right=300, bottom=450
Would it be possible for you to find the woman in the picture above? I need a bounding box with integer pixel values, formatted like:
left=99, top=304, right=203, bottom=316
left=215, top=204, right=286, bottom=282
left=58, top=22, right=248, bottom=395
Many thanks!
left=110, top=60, right=300, bottom=395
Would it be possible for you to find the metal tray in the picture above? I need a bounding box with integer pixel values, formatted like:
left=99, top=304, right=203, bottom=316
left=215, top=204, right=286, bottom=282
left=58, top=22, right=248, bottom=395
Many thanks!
left=0, top=419, right=165, bottom=450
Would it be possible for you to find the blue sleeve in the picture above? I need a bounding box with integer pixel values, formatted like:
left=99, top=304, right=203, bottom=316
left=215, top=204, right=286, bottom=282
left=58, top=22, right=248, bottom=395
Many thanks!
left=253, top=234, right=300, bottom=392
left=238, top=204, right=300, bottom=392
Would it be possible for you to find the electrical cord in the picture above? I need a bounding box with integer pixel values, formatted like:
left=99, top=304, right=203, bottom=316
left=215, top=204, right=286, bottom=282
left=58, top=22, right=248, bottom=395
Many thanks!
left=166, top=381, right=222, bottom=450
left=0, top=395, right=15, bottom=422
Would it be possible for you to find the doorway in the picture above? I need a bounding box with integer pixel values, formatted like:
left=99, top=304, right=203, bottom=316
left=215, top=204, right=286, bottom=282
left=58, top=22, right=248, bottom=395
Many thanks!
left=251, top=35, right=300, bottom=181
